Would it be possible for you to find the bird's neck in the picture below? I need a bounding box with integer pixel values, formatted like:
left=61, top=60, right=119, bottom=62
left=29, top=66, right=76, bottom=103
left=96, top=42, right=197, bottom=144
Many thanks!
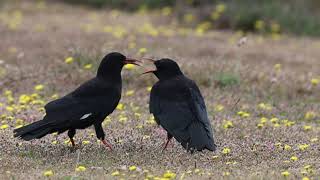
left=97, top=71, right=122, bottom=84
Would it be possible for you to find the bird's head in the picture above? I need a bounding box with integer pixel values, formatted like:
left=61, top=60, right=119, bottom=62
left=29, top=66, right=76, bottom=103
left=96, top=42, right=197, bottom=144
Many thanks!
left=143, top=58, right=183, bottom=80
left=97, top=52, right=140, bottom=78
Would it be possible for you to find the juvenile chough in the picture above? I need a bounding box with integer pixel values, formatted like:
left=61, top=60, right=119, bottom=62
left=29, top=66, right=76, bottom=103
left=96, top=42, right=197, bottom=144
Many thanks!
left=144, top=58, right=216, bottom=152
left=14, top=52, right=140, bottom=149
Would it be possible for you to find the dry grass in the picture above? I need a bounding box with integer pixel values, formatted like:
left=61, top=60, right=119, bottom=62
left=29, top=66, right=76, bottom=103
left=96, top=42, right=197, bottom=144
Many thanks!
left=0, top=1, right=319, bottom=179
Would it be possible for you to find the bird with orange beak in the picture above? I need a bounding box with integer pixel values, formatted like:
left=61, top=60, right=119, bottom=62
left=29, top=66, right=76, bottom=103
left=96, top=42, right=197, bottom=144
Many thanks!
left=144, top=58, right=216, bottom=152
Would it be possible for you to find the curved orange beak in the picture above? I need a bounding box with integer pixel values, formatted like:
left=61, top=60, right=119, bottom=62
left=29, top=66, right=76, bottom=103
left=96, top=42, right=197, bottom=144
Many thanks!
left=142, top=58, right=156, bottom=74
left=124, top=58, right=142, bottom=66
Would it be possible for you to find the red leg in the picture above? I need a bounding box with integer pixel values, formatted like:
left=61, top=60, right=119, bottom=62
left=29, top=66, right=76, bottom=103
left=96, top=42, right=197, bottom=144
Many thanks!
left=163, top=138, right=171, bottom=150
left=101, top=139, right=113, bottom=150
left=70, top=138, right=75, bottom=147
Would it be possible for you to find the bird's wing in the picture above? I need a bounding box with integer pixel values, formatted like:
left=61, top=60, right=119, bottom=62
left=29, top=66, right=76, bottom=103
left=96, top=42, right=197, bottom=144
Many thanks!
left=44, top=78, right=120, bottom=126
left=149, top=83, right=161, bottom=125
left=151, top=77, right=215, bottom=150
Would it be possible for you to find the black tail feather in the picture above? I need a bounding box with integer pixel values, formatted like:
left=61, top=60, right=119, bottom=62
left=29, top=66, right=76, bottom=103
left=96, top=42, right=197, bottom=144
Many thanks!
left=188, top=122, right=216, bottom=151
left=13, top=120, right=53, bottom=141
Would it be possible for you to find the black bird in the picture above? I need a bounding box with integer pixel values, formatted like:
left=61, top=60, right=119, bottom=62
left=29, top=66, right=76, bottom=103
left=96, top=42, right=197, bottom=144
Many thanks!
left=144, top=58, right=216, bottom=152
left=14, top=52, right=140, bottom=149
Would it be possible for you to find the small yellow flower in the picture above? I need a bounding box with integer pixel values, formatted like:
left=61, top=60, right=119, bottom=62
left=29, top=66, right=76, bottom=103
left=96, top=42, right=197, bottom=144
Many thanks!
left=302, top=177, right=310, bottom=180
left=274, top=64, right=281, bottom=71
left=222, top=148, right=231, bottom=155
left=260, top=117, right=268, bottom=124
left=257, top=123, right=264, bottom=129
left=6, top=106, right=14, bottom=112
left=124, top=64, right=135, bottom=70
left=51, top=94, right=59, bottom=99
left=305, top=111, right=316, bottom=120
left=284, top=144, right=292, bottom=151
left=125, top=90, right=135, bottom=96
left=51, top=140, right=57, bottom=145
left=310, top=137, right=318, bottom=142
left=298, top=144, right=310, bottom=151
left=163, top=171, right=176, bottom=179
left=270, top=118, right=279, bottom=123
left=0, top=124, right=9, bottom=129
left=311, top=78, right=319, bottom=86
left=303, top=125, right=312, bottom=131
left=82, top=140, right=90, bottom=145
left=34, top=84, right=44, bottom=91
left=129, top=165, right=137, bottom=171
left=214, top=104, right=224, bottom=112
left=111, top=170, right=120, bottom=176
left=281, top=171, right=290, bottom=177
left=223, top=172, right=230, bottom=176
left=147, top=86, right=152, bottom=92
left=116, top=103, right=124, bottom=110
left=84, top=64, right=92, bottom=69
left=43, top=170, right=54, bottom=177
left=223, top=120, right=233, bottom=129
left=75, top=165, right=86, bottom=172
left=65, top=57, right=74, bottom=64
left=138, top=48, right=147, bottom=55
left=290, top=156, right=298, bottom=161
left=212, top=155, right=219, bottom=159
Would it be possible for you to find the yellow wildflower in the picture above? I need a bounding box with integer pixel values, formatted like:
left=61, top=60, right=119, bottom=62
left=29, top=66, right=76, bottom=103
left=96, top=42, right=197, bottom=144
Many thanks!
left=0, top=124, right=9, bottom=129
left=116, top=103, right=124, bottom=110
left=65, top=57, right=74, bottom=64
left=223, top=120, right=233, bottom=129
left=111, top=171, right=120, bottom=176
left=163, top=171, right=176, bottom=179
left=84, top=64, right=92, bottom=69
left=147, top=86, right=152, bottom=92
left=310, top=137, right=318, bottom=142
left=274, top=64, right=281, bottom=71
left=303, top=125, right=312, bottom=131
left=214, top=104, right=224, bottom=112
left=284, top=144, right=292, bottom=151
left=290, top=156, right=298, bottom=161
left=281, top=171, right=290, bottom=177
left=34, top=84, right=44, bottom=91
left=129, top=165, right=137, bottom=171
left=82, top=140, right=90, bottom=145
left=222, top=148, right=231, bottom=155
left=311, top=78, right=319, bottom=86
left=298, top=144, right=310, bottom=151
left=305, top=111, right=316, bottom=120
left=124, top=64, right=135, bottom=70
left=138, top=48, right=147, bottom=55
left=75, top=165, right=86, bottom=172
left=43, top=170, right=54, bottom=177
left=125, top=90, right=135, bottom=96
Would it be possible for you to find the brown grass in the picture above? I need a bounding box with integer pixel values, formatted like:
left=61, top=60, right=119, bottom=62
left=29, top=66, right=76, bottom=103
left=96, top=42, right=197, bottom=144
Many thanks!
left=0, top=1, right=319, bottom=179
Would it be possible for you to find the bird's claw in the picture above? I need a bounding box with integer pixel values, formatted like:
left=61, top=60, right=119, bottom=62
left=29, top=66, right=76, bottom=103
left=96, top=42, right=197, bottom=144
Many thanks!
left=101, top=139, right=113, bottom=150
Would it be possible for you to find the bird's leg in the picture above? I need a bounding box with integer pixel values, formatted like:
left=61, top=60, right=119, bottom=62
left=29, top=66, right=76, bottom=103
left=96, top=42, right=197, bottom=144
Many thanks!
left=163, top=133, right=173, bottom=151
left=94, top=122, right=113, bottom=150
left=68, top=129, right=76, bottom=147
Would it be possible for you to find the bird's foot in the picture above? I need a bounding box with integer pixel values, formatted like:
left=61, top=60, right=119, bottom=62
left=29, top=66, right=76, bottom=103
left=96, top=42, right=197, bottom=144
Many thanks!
left=101, top=139, right=113, bottom=150
left=162, top=139, right=173, bottom=152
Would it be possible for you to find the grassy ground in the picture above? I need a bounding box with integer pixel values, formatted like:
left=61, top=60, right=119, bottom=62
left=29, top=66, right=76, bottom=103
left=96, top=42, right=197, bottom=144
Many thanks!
left=0, top=1, right=320, bottom=179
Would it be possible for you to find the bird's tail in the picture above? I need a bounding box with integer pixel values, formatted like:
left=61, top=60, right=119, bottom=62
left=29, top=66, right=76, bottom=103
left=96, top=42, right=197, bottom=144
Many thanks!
left=13, top=120, right=53, bottom=141
left=188, top=122, right=216, bottom=151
